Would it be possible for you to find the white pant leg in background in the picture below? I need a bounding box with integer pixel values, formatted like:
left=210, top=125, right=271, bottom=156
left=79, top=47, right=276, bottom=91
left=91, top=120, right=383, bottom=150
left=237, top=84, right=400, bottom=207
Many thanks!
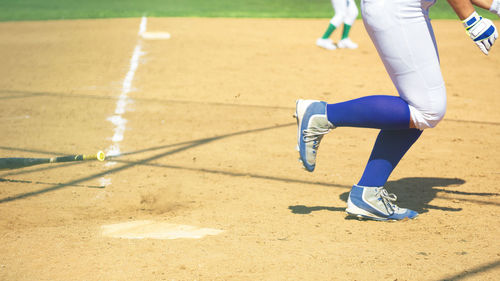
left=361, top=0, right=446, bottom=129
left=345, top=0, right=359, bottom=26
left=331, top=0, right=359, bottom=27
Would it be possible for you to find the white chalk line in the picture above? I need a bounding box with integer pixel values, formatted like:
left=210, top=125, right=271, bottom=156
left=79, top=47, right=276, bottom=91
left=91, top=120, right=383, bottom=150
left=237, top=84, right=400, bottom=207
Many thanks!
left=99, top=16, right=171, bottom=188
left=100, top=16, right=148, bottom=187
left=141, top=31, right=171, bottom=40
left=138, top=15, right=147, bottom=36
left=139, top=16, right=171, bottom=40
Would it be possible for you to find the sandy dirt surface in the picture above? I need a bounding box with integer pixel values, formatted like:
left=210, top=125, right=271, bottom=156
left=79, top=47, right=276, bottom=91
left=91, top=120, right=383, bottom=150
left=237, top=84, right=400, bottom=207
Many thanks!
left=0, top=17, right=499, bottom=280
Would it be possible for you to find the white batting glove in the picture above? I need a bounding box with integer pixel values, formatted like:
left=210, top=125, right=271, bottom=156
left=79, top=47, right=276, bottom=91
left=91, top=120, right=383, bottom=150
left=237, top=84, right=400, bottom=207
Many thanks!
left=490, top=0, right=500, bottom=17
left=463, top=11, right=498, bottom=55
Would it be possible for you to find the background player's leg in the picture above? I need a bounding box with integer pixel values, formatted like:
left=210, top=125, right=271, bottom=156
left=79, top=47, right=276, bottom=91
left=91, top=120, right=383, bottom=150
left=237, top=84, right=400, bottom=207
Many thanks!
left=341, top=24, right=352, bottom=40
left=321, top=22, right=336, bottom=39
left=337, top=0, right=359, bottom=49
left=317, top=0, right=347, bottom=50
left=316, top=21, right=338, bottom=50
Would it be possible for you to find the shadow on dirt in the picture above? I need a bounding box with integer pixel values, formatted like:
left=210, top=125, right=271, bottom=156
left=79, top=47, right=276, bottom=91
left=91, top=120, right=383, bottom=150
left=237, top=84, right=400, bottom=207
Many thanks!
left=289, top=176, right=499, bottom=215
left=0, top=122, right=298, bottom=203
left=288, top=205, right=345, bottom=214
left=438, top=258, right=500, bottom=281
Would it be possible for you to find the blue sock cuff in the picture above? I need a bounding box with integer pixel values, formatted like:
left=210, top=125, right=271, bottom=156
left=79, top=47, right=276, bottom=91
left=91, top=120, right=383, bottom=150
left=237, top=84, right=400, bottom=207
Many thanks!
left=327, top=95, right=411, bottom=130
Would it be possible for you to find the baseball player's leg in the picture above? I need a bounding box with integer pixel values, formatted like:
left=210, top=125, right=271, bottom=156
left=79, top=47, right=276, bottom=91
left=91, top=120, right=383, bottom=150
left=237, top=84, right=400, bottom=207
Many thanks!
left=325, top=95, right=421, bottom=219
left=338, top=0, right=359, bottom=49
left=317, top=0, right=348, bottom=50
left=295, top=95, right=413, bottom=173
left=363, top=0, right=446, bottom=129
left=297, top=0, right=444, bottom=220
left=345, top=127, right=422, bottom=220
left=345, top=0, right=445, bottom=220
left=357, top=129, right=422, bottom=188
left=296, top=95, right=422, bottom=220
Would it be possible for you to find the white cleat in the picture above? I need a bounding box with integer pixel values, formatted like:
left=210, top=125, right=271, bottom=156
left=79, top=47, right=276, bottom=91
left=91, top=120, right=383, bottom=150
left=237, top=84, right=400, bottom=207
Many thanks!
left=346, top=185, right=418, bottom=221
left=337, top=38, right=358, bottom=49
left=295, top=99, right=335, bottom=172
left=316, top=38, right=337, bottom=50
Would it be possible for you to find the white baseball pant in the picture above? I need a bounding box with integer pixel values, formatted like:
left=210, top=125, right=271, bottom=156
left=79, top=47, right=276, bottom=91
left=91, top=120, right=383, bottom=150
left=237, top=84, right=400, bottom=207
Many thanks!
left=362, top=0, right=447, bottom=129
left=330, top=0, right=359, bottom=27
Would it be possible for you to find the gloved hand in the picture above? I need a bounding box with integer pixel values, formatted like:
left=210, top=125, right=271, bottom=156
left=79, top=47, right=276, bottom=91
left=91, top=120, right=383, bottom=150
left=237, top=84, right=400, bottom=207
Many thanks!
left=463, top=11, right=498, bottom=55
left=490, top=0, right=500, bottom=17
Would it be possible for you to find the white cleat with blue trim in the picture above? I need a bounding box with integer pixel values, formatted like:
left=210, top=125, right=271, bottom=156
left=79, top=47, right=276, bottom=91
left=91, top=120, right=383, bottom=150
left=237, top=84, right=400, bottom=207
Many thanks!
left=346, top=185, right=418, bottom=221
left=295, top=99, right=335, bottom=172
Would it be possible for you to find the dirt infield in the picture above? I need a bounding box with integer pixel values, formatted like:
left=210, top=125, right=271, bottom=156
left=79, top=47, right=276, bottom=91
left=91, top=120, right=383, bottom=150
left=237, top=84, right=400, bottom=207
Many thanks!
left=0, top=17, right=499, bottom=280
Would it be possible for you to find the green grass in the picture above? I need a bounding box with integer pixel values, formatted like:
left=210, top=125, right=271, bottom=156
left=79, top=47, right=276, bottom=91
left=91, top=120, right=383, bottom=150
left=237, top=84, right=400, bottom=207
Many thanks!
left=0, top=0, right=496, bottom=21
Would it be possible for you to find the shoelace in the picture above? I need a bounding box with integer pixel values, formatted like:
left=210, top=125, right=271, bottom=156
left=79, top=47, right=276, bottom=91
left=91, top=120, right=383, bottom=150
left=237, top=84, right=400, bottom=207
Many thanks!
left=302, top=127, right=332, bottom=148
left=376, top=188, right=400, bottom=213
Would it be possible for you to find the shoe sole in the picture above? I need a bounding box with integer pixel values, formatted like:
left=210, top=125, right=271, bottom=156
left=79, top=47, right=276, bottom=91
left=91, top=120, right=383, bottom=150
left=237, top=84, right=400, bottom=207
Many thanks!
left=345, top=206, right=418, bottom=221
left=316, top=45, right=337, bottom=50
left=345, top=211, right=413, bottom=222
left=295, top=100, right=306, bottom=170
left=346, top=212, right=410, bottom=222
left=346, top=210, right=393, bottom=221
left=345, top=204, right=388, bottom=221
left=316, top=40, right=337, bottom=50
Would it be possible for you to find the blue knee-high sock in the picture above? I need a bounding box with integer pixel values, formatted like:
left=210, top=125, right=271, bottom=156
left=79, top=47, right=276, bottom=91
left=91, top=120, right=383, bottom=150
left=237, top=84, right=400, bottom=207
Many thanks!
left=326, top=95, right=411, bottom=129
left=357, top=129, right=422, bottom=187
left=326, top=95, right=421, bottom=187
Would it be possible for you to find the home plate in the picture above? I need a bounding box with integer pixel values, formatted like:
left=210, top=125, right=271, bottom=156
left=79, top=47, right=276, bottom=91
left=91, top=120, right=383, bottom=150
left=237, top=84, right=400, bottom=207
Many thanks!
left=141, top=31, right=171, bottom=40
left=101, top=220, right=223, bottom=240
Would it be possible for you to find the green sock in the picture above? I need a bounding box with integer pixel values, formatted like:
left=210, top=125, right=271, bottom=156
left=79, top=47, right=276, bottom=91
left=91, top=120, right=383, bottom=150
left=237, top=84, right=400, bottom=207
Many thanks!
left=321, top=23, right=336, bottom=39
left=341, top=24, right=352, bottom=40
